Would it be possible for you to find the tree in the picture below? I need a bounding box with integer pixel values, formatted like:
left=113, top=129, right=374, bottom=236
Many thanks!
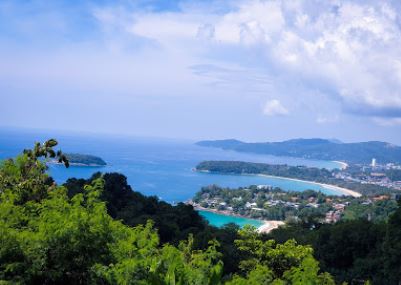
left=383, top=199, right=401, bottom=284
left=0, top=141, right=223, bottom=284
left=0, top=140, right=351, bottom=284
left=64, top=172, right=208, bottom=244
left=227, top=226, right=334, bottom=284
left=0, top=139, right=68, bottom=204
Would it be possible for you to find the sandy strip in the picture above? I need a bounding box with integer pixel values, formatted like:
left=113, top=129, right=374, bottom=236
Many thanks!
left=257, top=174, right=362, bottom=197
left=258, top=221, right=285, bottom=234
left=333, top=160, right=349, bottom=170
left=197, top=169, right=360, bottom=197
left=195, top=206, right=285, bottom=234
left=318, top=182, right=361, bottom=197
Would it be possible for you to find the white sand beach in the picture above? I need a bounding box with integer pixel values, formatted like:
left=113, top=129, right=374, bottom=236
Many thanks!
left=333, top=161, right=349, bottom=170
left=318, top=182, right=361, bottom=197
left=258, top=221, right=285, bottom=234
left=257, top=174, right=362, bottom=197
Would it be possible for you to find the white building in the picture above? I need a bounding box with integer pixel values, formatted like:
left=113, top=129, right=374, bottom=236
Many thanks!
left=371, top=158, right=376, bottom=167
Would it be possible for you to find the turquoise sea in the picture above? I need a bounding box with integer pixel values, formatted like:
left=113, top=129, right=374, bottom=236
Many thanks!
left=198, top=210, right=264, bottom=228
left=0, top=128, right=343, bottom=227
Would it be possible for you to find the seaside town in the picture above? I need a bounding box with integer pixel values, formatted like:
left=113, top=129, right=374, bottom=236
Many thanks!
left=333, top=158, right=401, bottom=190
left=190, top=164, right=400, bottom=224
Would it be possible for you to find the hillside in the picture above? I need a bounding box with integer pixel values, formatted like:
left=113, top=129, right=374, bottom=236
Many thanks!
left=196, top=138, right=401, bottom=164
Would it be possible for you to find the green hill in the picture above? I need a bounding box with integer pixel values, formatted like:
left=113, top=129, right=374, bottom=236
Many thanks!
left=196, top=138, right=401, bottom=164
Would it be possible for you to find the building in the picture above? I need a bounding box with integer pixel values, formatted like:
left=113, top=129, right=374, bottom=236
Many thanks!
left=257, top=185, right=271, bottom=190
left=325, top=211, right=341, bottom=223
left=371, top=158, right=376, bottom=167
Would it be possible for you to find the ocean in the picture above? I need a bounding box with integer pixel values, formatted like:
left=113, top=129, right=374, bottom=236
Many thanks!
left=198, top=210, right=264, bottom=228
left=0, top=128, right=343, bottom=227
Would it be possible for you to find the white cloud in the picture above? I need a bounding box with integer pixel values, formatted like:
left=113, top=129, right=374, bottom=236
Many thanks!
left=205, top=0, right=401, bottom=117
left=263, top=99, right=289, bottom=116
left=104, top=0, right=401, bottom=120
left=2, top=0, right=401, bottom=135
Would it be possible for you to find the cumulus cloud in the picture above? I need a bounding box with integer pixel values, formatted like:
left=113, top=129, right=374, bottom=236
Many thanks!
left=1, top=0, right=401, bottom=140
left=263, top=99, right=289, bottom=116
left=209, top=1, right=401, bottom=118
left=112, top=0, right=401, bottom=122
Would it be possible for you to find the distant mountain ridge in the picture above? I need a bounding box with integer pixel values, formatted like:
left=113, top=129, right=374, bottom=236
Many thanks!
left=196, top=138, right=401, bottom=164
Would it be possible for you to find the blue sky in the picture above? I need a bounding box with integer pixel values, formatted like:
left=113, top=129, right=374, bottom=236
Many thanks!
left=1, top=0, right=401, bottom=144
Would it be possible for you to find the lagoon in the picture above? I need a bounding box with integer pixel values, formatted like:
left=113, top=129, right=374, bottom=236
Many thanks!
left=198, top=210, right=264, bottom=228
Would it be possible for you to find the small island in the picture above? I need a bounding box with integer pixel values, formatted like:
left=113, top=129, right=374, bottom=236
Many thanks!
left=52, top=153, right=107, bottom=166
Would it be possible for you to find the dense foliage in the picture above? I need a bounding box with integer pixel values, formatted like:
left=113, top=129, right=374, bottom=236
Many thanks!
left=196, top=138, right=401, bottom=164
left=0, top=140, right=335, bottom=284
left=64, top=172, right=208, bottom=244
left=268, top=205, right=401, bottom=284
left=227, top=227, right=334, bottom=285
left=64, top=173, right=244, bottom=275
left=342, top=199, right=398, bottom=222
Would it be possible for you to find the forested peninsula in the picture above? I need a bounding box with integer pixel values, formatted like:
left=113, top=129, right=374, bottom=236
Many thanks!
left=196, top=160, right=395, bottom=196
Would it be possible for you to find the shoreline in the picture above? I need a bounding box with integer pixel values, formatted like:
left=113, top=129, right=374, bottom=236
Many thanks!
left=195, top=205, right=256, bottom=219
left=257, top=220, right=285, bottom=234
left=257, top=174, right=361, bottom=197
left=333, top=160, right=348, bottom=170
left=196, top=169, right=361, bottom=197
left=194, top=205, right=284, bottom=233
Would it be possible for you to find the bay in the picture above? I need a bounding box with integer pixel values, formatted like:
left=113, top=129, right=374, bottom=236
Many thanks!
left=198, top=210, right=264, bottom=228
left=0, top=129, right=344, bottom=227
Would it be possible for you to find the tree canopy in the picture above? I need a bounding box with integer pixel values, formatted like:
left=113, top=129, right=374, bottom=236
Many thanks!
left=5, top=139, right=392, bottom=284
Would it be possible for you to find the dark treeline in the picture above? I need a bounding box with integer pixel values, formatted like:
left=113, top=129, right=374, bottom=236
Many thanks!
left=65, top=173, right=207, bottom=244
left=64, top=172, right=243, bottom=276
left=268, top=208, right=401, bottom=284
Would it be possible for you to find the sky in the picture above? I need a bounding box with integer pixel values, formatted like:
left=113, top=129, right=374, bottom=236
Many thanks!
left=1, top=0, right=401, bottom=144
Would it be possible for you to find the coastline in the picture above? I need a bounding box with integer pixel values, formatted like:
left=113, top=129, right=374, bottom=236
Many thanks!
left=257, top=174, right=361, bottom=197
left=196, top=169, right=361, bottom=197
left=333, top=160, right=348, bottom=170
left=194, top=205, right=284, bottom=233
left=258, top=220, right=285, bottom=234
left=195, top=205, right=253, bottom=219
